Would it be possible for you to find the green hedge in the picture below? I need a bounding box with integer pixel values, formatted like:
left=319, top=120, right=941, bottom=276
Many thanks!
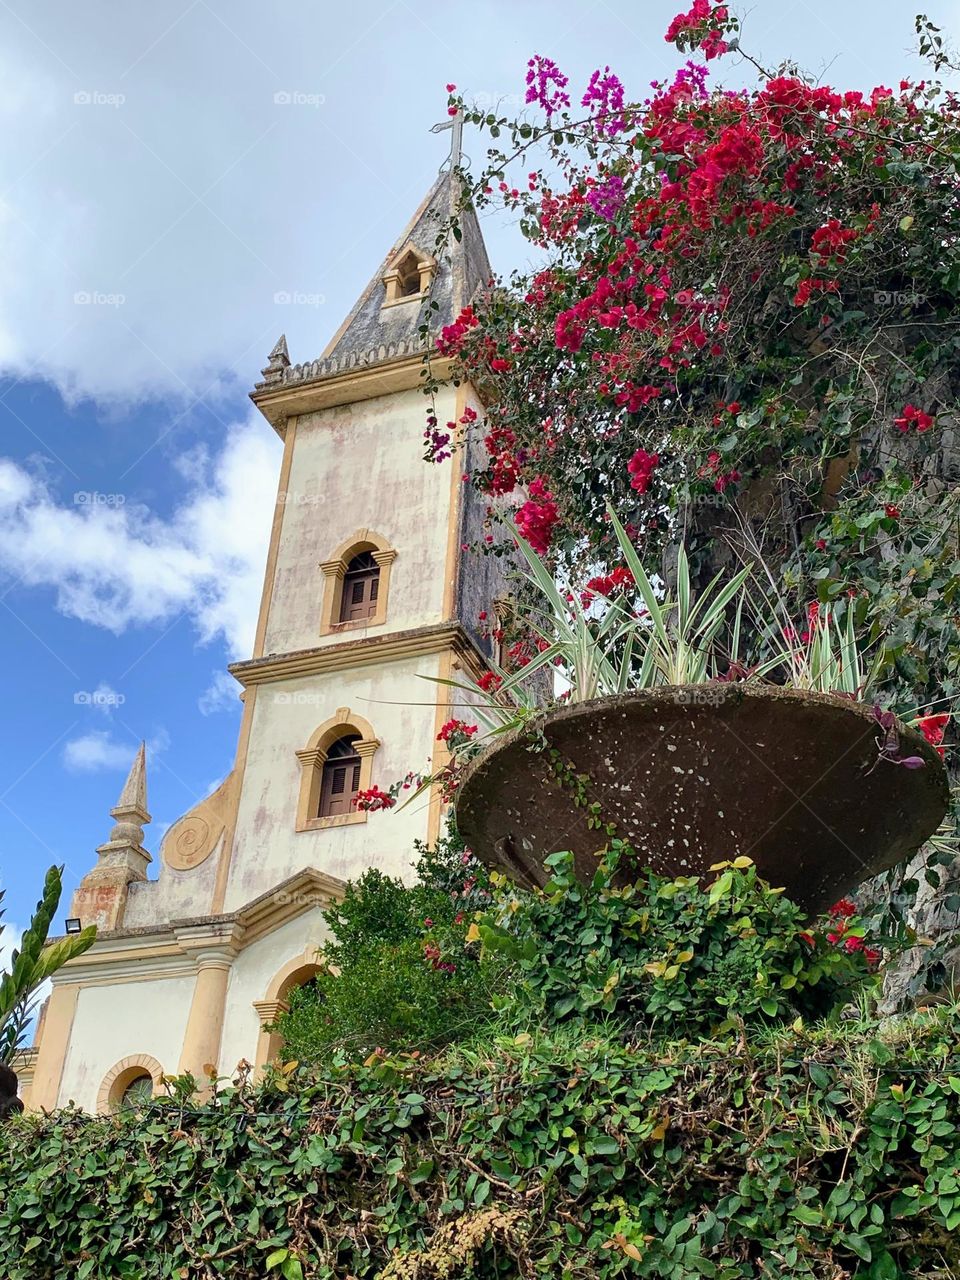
left=3, top=1012, right=960, bottom=1279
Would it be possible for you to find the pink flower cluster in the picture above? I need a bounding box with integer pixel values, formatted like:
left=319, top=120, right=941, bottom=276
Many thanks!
left=665, top=1, right=732, bottom=60
left=586, top=174, right=627, bottom=222
left=582, top=66, right=627, bottom=136
left=525, top=55, right=571, bottom=115
left=436, top=305, right=479, bottom=357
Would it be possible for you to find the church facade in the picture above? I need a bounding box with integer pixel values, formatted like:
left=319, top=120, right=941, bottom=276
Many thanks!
left=23, top=164, right=502, bottom=1113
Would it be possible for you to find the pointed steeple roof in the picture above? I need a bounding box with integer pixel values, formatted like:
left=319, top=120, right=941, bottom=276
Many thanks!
left=96, top=741, right=151, bottom=858
left=254, top=167, right=492, bottom=397
left=113, top=742, right=149, bottom=824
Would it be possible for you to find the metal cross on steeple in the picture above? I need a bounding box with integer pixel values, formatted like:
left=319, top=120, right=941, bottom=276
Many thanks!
left=430, top=107, right=464, bottom=170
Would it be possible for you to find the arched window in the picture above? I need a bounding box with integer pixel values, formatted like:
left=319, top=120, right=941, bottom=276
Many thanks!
left=119, top=1072, right=154, bottom=1110
left=339, top=552, right=380, bottom=623
left=383, top=242, right=435, bottom=305
left=396, top=250, right=422, bottom=298
left=295, top=709, right=381, bottom=831
left=97, top=1054, right=164, bottom=1115
left=319, top=531, right=397, bottom=636
left=318, top=734, right=361, bottom=817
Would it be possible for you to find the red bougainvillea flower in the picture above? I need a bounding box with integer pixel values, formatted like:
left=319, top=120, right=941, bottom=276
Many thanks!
left=884, top=503, right=901, bottom=519
left=436, top=305, right=479, bottom=356
left=586, top=566, right=635, bottom=597
left=917, top=713, right=949, bottom=758
left=515, top=476, right=560, bottom=554
left=816, top=538, right=828, bottom=551
left=829, top=898, right=857, bottom=919
left=894, top=403, right=935, bottom=432
left=354, top=786, right=396, bottom=812
left=627, top=448, right=660, bottom=493
left=437, top=719, right=479, bottom=745
left=477, top=671, right=503, bottom=693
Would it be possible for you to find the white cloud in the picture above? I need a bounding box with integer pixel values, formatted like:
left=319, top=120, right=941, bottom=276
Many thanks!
left=62, top=726, right=170, bottom=774
left=63, top=731, right=139, bottom=773
left=0, top=414, right=276, bottom=656
left=198, top=668, right=241, bottom=716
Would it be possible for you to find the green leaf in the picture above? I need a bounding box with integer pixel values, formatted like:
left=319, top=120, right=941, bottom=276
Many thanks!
left=846, top=1235, right=872, bottom=1262
left=809, top=1063, right=831, bottom=1089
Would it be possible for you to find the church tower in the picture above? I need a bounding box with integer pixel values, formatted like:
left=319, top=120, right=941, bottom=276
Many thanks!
left=23, top=151, right=503, bottom=1113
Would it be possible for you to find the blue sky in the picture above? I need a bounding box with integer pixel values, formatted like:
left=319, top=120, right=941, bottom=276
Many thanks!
left=0, top=0, right=946, bottom=937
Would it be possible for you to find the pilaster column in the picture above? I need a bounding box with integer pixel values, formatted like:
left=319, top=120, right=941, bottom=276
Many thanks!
left=28, top=983, right=79, bottom=1111
left=252, top=998, right=289, bottom=1070
left=177, top=936, right=238, bottom=1090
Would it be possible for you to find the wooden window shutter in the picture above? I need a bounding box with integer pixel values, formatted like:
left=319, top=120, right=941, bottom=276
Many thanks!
left=318, top=734, right=362, bottom=817
left=339, top=551, right=381, bottom=623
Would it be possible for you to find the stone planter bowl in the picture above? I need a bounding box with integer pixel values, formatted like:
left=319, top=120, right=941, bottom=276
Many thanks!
left=455, top=685, right=949, bottom=915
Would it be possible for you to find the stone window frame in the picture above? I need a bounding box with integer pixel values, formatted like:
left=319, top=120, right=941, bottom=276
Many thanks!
left=319, top=529, right=397, bottom=638
left=295, top=708, right=380, bottom=832
left=382, top=241, right=436, bottom=307
left=97, top=1053, right=164, bottom=1114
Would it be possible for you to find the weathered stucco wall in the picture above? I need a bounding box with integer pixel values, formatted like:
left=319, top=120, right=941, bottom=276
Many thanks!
left=56, top=976, right=194, bottom=1112
left=224, top=652, right=443, bottom=912
left=262, top=383, right=461, bottom=658
left=122, top=838, right=222, bottom=928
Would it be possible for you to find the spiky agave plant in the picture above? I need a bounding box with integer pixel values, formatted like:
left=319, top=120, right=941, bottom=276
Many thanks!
left=0, top=866, right=96, bottom=1066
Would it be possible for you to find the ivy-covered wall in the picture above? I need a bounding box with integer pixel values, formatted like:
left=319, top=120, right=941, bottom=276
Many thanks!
left=2, top=1014, right=959, bottom=1280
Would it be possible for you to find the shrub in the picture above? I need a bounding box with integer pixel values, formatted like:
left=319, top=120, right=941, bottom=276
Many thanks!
left=476, top=844, right=878, bottom=1035
left=274, top=835, right=504, bottom=1062
left=2, top=1009, right=959, bottom=1278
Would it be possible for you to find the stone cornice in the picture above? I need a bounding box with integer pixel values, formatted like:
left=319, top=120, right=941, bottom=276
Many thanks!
left=48, top=868, right=345, bottom=988
left=251, top=352, right=453, bottom=438
left=228, top=621, right=485, bottom=687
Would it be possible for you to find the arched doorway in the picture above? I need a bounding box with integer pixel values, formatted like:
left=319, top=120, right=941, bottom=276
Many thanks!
left=253, top=953, right=323, bottom=1067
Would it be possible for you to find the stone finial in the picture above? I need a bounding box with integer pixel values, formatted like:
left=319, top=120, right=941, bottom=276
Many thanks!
left=261, top=334, right=290, bottom=384
left=72, top=743, right=153, bottom=932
